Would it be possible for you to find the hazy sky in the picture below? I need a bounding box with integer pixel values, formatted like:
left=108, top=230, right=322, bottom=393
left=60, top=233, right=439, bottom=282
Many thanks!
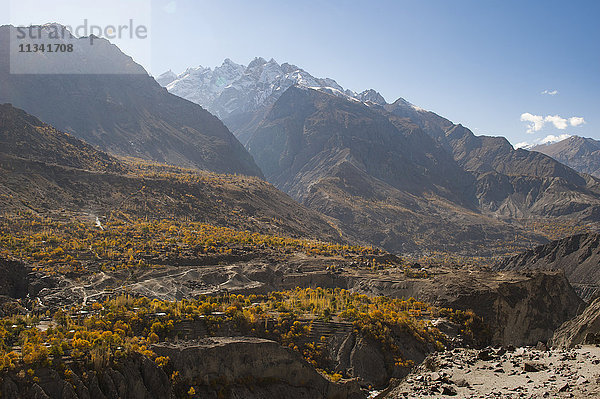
left=2, top=0, right=598, bottom=146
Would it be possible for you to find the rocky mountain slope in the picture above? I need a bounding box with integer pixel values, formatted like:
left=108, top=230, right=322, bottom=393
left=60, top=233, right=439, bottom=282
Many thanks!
left=245, top=86, right=600, bottom=254
left=0, top=103, right=340, bottom=241
left=0, top=104, right=122, bottom=172
left=552, top=297, right=600, bottom=348
left=383, top=99, right=600, bottom=222
left=246, top=86, right=471, bottom=202
left=495, top=233, right=600, bottom=301
left=532, top=135, right=600, bottom=178
left=0, top=24, right=261, bottom=176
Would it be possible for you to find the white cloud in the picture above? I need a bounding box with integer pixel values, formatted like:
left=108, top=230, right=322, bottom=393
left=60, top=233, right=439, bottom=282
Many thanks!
left=541, top=89, right=558, bottom=95
left=520, top=113, right=586, bottom=133
left=540, top=134, right=571, bottom=144
left=520, top=113, right=545, bottom=134
left=569, top=116, right=585, bottom=127
left=544, top=115, right=568, bottom=130
left=513, top=133, right=572, bottom=150
left=515, top=141, right=532, bottom=149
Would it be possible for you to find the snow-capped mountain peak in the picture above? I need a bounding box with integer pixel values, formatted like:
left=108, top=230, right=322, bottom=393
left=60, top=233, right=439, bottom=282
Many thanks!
left=157, top=57, right=386, bottom=120
left=356, top=89, right=386, bottom=105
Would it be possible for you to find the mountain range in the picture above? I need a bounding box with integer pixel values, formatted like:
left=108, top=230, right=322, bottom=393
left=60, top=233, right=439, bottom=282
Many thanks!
left=160, top=57, right=387, bottom=144
left=532, top=136, right=600, bottom=178
left=245, top=85, right=532, bottom=254
left=160, top=58, right=600, bottom=254
left=2, top=23, right=599, bottom=255
left=0, top=24, right=261, bottom=176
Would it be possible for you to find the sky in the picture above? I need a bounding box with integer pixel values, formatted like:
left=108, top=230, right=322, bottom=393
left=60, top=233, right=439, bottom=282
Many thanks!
left=1, top=0, right=598, bottom=147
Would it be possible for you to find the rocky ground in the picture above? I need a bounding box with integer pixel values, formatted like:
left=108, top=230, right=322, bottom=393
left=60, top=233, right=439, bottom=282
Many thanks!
left=384, top=345, right=600, bottom=398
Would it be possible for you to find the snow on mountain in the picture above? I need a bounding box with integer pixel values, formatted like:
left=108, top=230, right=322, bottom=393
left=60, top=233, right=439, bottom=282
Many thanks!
left=356, top=89, right=387, bottom=105
left=159, top=57, right=387, bottom=121
left=155, top=70, right=177, bottom=87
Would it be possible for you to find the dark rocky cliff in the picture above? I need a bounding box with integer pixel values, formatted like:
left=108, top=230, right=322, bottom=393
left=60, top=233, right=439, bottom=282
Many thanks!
left=552, top=296, right=600, bottom=348
left=0, top=338, right=364, bottom=399
left=496, top=233, right=600, bottom=301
